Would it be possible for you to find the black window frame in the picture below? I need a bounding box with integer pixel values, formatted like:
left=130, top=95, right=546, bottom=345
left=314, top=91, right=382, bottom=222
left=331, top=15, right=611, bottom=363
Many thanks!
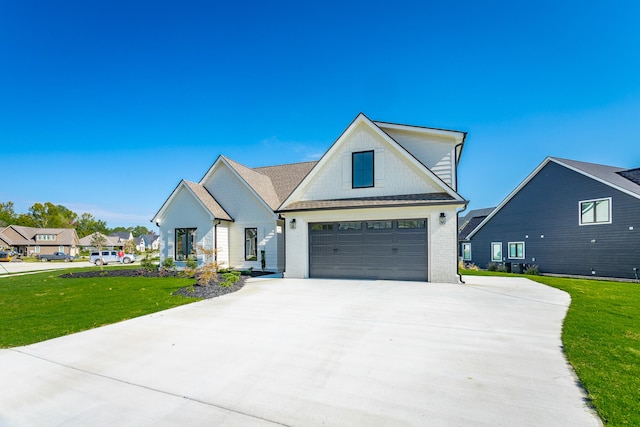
left=352, top=150, right=374, bottom=189
left=175, top=228, right=197, bottom=261
left=245, top=228, right=258, bottom=261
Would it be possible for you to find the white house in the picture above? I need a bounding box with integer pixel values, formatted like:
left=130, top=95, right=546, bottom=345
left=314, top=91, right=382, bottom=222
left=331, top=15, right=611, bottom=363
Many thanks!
left=153, top=113, right=468, bottom=282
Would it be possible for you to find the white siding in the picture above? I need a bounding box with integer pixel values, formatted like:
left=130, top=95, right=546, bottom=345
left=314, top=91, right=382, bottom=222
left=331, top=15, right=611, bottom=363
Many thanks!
left=382, top=128, right=456, bottom=187
left=227, top=221, right=281, bottom=271
left=293, top=123, right=443, bottom=202
left=215, top=223, right=230, bottom=269
left=284, top=205, right=461, bottom=283
left=158, top=186, right=217, bottom=266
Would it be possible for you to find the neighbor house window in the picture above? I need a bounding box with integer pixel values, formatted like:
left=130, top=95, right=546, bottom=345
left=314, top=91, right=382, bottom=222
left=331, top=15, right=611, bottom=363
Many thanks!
left=491, top=242, right=502, bottom=262
left=352, top=150, right=374, bottom=188
left=34, top=245, right=40, bottom=253
left=462, top=243, right=471, bottom=261
left=580, top=198, right=611, bottom=225
left=508, top=242, right=525, bottom=259
left=175, top=228, right=197, bottom=261
left=245, top=228, right=257, bottom=261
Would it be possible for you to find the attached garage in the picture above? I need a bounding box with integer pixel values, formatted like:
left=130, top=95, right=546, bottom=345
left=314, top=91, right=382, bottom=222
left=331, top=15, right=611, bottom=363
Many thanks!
left=309, top=219, right=428, bottom=281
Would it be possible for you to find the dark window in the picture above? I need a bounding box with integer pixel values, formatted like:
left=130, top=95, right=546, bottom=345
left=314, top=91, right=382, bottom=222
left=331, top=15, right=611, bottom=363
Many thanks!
left=508, top=242, right=524, bottom=259
left=367, top=221, right=393, bottom=230
left=245, top=228, right=258, bottom=261
left=338, top=222, right=362, bottom=231
left=311, top=223, right=333, bottom=231
left=398, top=220, right=426, bottom=229
left=580, top=198, right=611, bottom=225
left=352, top=151, right=374, bottom=188
left=175, top=228, right=197, bottom=261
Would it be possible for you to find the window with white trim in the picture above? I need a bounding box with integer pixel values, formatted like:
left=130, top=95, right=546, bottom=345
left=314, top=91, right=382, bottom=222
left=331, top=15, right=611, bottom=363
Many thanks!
left=508, top=242, right=525, bottom=259
left=579, top=198, right=611, bottom=225
left=462, top=243, right=471, bottom=261
left=491, top=242, right=502, bottom=262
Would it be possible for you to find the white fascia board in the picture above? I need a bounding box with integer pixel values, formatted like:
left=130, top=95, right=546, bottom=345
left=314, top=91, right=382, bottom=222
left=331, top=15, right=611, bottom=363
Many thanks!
left=373, top=121, right=466, bottom=144
left=466, top=157, right=553, bottom=240
left=152, top=180, right=183, bottom=224
left=152, top=181, right=215, bottom=224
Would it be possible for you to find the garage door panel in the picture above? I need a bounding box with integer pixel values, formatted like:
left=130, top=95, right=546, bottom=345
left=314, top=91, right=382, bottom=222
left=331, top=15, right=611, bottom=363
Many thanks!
left=309, top=219, right=428, bottom=281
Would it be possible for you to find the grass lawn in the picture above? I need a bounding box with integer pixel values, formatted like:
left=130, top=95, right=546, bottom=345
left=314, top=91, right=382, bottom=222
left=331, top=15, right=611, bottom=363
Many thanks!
left=462, top=269, right=640, bottom=427
left=0, top=267, right=199, bottom=348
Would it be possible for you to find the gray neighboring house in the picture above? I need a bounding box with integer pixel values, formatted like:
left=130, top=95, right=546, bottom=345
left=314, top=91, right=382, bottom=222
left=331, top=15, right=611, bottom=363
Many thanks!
left=78, top=232, right=121, bottom=250
left=466, top=157, right=640, bottom=280
left=458, top=207, right=495, bottom=262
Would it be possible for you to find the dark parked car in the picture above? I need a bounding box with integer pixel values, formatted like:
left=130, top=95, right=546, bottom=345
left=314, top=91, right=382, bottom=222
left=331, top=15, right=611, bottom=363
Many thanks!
left=36, top=252, right=74, bottom=262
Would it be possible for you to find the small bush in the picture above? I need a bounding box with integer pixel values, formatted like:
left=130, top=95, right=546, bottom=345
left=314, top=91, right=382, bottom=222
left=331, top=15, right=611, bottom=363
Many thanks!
left=487, top=262, right=498, bottom=271
left=140, top=254, right=157, bottom=272
left=162, top=257, right=175, bottom=270
left=495, top=263, right=507, bottom=272
left=525, top=264, right=541, bottom=275
left=220, top=271, right=241, bottom=287
left=464, top=262, right=480, bottom=271
left=181, top=258, right=198, bottom=278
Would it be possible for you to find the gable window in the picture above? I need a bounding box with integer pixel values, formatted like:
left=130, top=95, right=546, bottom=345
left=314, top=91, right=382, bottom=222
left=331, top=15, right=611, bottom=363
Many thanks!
left=175, top=228, right=197, bottom=261
left=491, top=242, right=502, bottom=262
left=352, top=150, right=374, bottom=188
left=580, top=198, right=611, bottom=225
left=245, top=228, right=258, bottom=261
left=462, top=243, right=471, bottom=261
left=508, top=242, right=525, bottom=259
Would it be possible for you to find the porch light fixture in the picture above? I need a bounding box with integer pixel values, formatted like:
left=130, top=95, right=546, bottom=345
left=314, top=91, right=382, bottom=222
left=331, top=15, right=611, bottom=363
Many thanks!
left=290, top=219, right=296, bottom=229
left=439, top=212, right=446, bottom=225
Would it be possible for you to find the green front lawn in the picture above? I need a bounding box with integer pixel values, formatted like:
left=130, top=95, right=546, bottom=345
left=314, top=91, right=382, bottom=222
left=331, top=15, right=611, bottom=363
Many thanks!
left=463, top=269, right=640, bottom=426
left=0, top=268, right=198, bottom=348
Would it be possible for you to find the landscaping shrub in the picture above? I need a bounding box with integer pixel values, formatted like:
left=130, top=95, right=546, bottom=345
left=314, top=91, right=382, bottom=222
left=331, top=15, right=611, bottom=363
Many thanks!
left=524, top=264, right=540, bottom=275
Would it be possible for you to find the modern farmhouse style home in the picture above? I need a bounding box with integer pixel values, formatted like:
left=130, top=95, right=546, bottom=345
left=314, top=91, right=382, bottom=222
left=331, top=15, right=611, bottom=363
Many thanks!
left=153, top=113, right=468, bottom=282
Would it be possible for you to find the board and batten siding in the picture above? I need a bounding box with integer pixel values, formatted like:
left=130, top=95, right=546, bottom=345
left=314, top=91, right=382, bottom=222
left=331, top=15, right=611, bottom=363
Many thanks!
left=469, top=161, right=640, bottom=279
left=381, top=128, right=456, bottom=187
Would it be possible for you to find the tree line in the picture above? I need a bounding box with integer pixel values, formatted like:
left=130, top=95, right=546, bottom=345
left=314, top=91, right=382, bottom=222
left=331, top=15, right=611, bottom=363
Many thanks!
left=0, top=201, right=151, bottom=238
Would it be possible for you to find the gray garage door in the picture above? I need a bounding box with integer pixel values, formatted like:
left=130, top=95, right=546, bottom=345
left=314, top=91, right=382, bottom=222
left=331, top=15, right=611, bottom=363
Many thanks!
left=309, top=219, right=428, bottom=281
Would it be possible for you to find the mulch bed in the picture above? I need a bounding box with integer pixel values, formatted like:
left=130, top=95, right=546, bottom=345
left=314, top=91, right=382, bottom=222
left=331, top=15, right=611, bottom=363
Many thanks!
left=60, top=269, right=274, bottom=299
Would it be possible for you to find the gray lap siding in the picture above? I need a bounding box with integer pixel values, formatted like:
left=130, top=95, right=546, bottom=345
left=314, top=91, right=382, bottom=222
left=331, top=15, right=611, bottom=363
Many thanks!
left=469, top=162, right=640, bottom=279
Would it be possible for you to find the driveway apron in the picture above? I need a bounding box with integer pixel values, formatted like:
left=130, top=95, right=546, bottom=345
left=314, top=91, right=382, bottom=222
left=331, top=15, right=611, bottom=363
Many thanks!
left=0, top=276, right=601, bottom=426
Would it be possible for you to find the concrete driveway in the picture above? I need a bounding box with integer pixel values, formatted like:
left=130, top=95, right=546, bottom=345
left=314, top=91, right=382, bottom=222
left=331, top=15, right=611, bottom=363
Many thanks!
left=0, top=276, right=601, bottom=426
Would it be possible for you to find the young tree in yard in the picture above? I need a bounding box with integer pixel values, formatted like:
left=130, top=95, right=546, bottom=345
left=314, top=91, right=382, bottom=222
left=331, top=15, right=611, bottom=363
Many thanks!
left=90, top=232, right=108, bottom=271
left=124, top=239, right=137, bottom=254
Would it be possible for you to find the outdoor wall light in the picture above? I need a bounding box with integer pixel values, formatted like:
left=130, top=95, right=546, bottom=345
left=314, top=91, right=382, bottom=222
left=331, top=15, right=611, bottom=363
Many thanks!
left=439, top=212, right=446, bottom=225
left=290, top=219, right=296, bottom=229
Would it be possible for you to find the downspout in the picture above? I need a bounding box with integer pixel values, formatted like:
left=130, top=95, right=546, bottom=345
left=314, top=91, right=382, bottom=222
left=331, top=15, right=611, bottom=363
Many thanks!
left=454, top=139, right=467, bottom=284
left=457, top=204, right=468, bottom=284
left=214, top=220, right=219, bottom=264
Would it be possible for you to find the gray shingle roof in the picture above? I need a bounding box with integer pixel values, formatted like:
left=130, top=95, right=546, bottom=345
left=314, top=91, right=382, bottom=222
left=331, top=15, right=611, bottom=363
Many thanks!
left=222, top=156, right=282, bottom=210
left=254, top=161, right=317, bottom=206
left=2, top=225, right=78, bottom=246
left=183, top=180, right=233, bottom=221
left=618, top=168, right=640, bottom=186
left=278, top=193, right=455, bottom=212
left=458, top=207, right=495, bottom=240
left=552, top=157, right=640, bottom=198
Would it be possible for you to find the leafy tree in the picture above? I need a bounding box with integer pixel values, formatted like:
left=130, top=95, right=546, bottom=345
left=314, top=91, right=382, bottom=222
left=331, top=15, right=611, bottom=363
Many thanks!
left=0, top=202, right=16, bottom=227
left=75, top=213, right=108, bottom=238
left=28, top=202, right=77, bottom=228
left=132, top=226, right=150, bottom=237
left=109, top=226, right=130, bottom=234
left=124, top=239, right=137, bottom=254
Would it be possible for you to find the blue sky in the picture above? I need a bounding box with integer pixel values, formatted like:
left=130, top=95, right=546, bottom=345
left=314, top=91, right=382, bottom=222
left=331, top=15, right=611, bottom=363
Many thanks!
left=2, top=1, right=639, bottom=228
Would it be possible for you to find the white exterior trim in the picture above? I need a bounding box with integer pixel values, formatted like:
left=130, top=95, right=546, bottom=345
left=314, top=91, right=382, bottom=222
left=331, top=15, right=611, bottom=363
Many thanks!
left=578, top=197, right=612, bottom=226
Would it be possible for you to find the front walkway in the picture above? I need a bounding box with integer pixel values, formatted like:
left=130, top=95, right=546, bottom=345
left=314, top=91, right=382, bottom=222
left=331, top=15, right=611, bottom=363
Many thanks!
left=0, top=276, right=601, bottom=426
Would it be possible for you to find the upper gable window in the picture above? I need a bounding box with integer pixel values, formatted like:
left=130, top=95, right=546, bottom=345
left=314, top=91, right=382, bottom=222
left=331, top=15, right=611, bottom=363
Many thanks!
left=579, top=198, right=611, bottom=225
left=352, top=151, right=374, bottom=188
